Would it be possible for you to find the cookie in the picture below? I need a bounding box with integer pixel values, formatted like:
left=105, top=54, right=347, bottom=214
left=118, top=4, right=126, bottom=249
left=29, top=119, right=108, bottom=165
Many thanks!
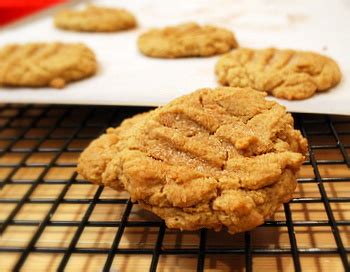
left=138, top=22, right=238, bottom=58
left=216, top=48, right=341, bottom=100
left=54, top=5, right=137, bottom=32
left=0, top=42, right=97, bottom=89
left=78, top=87, right=307, bottom=234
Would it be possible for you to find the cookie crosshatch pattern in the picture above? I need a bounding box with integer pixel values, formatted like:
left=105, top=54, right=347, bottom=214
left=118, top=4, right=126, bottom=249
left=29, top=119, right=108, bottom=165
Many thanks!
left=0, top=43, right=97, bottom=89
left=0, top=104, right=349, bottom=271
left=216, top=48, right=342, bottom=100
left=78, top=88, right=307, bottom=235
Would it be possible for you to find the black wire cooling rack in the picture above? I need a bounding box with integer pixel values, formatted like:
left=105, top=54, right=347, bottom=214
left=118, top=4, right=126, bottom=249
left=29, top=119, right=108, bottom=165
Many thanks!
left=0, top=104, right=349, bottom=271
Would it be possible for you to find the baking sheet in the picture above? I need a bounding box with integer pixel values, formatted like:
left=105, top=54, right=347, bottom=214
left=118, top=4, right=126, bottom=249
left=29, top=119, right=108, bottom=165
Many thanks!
left=0, top=0, right=349, bottom=115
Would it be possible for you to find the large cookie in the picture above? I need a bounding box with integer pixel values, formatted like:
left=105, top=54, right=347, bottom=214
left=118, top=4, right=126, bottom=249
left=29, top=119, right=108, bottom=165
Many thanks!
left=216, top=48, right=341, bottom=100
left=0, top=42, right=97, bottom=88
left=138, top=23, right=238, bottom=58
left=54, top=5, right=137, bottom=32
left=78, top=87, right=307, bottom=234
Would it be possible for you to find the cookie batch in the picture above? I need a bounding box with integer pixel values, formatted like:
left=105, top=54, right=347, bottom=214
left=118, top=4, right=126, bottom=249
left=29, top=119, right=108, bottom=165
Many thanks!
left=0, top=4, right=342, bottom=97
left=1, top=3, right=338, bottom=234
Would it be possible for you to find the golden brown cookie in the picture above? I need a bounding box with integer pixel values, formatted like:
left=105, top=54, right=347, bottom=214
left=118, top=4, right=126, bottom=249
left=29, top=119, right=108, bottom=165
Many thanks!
left=54, top=5, right=137, bottom=32
left=78, top=87, right=307, bottom=234
left=216, top=48, right=341, bottom=100
left=0, top=42, right=97, bottom=89
left=138, top=22, right=238, bottom=58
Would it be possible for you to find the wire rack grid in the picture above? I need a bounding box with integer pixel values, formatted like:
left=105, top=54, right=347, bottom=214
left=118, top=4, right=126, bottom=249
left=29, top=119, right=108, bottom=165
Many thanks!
left=0, top=104, right=349, bottom=271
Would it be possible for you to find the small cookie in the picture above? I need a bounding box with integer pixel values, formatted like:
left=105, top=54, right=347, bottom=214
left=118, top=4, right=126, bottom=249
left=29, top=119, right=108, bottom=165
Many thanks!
left=54, top=5, right=137, bottom=32
left=216, top=48, right=341, bottom=100
left=0, top=42, right=97, bottom=88
left=138, top=22, right=238, bottom=58
left=78, top=87, right=307, bottom=234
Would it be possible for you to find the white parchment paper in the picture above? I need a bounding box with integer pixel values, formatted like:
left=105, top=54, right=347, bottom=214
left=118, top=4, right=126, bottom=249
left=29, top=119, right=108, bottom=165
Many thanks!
left=0, top=0, right=349, bottom=115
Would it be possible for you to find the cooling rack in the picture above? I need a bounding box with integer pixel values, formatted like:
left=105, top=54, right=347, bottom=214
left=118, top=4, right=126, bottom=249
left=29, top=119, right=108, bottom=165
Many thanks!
left=0, top=104, right=349, bottom=271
